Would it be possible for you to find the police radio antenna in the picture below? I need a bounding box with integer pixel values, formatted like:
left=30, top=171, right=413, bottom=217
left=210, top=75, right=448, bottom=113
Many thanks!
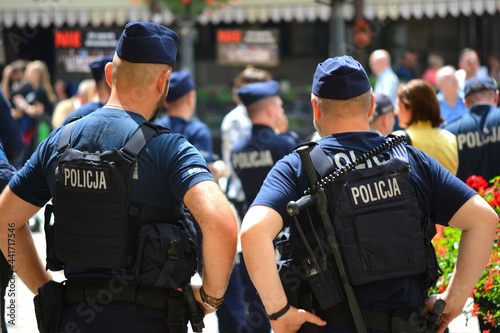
left=304, top=134, right=407, bottom=196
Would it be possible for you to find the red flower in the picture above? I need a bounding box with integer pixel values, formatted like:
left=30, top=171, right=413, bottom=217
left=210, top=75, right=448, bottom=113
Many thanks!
left=466, top=175, right=489, bottom=192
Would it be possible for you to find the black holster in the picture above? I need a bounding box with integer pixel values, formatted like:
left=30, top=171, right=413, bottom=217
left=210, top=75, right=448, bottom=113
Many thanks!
left=33, top=280, right=66, bottom=333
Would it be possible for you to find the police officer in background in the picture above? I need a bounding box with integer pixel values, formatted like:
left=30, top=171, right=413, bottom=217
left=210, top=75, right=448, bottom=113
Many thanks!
left=369, top=92, right=395, bottom=136
left=240, top=56, right=498, bottom=333
left=444, top=76, right=500, bottom=182
left=157, top=70, right=226, bottom=182
left=0, top=22, right=237, bottom=333
left=232, top=80, right=302, bottom=209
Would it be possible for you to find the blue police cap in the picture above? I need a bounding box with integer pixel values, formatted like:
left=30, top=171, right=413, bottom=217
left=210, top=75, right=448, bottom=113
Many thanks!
left=237, top=80, right=280, bottom=107
left=89, top=55, right=113, bottom=82
left=312, top=56, right=371, bottom=100
left=116, top=22, right=178, bottom=67
left=372, top=93, right=394, bottom=119
left=166, top=70, right=195, bottom=102
left=464, top=76, right=498, bottom=97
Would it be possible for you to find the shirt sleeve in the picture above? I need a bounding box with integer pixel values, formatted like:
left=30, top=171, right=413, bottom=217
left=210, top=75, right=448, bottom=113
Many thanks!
left=158, top=135, right=214, bottom=203
left=407, top=147, right=476, bottom=225
left=9, top=128, right=61, bottom=207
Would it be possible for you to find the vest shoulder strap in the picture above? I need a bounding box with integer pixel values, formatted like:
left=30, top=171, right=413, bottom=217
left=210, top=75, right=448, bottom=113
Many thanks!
left=57, top=121, right=171, bottom=160
left=121, top=122, right=171, bottom=162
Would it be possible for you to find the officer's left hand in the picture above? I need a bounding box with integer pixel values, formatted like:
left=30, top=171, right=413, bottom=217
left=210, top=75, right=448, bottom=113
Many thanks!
left=270, top=305, right=327, bottom=333
left=190, top=285, right=217, bottom=315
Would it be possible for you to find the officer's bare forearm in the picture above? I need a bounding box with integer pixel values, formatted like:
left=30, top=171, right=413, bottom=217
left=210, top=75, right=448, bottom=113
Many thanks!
left=445, top=195, right=498, bottom=314
left=184, top=180, right=237, bottom=298
left=0, top=187, right=52, bottom=294
left=241, top=206, right=288, bottom=314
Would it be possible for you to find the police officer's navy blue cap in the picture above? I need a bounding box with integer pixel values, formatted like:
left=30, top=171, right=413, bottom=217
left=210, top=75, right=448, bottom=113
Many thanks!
left=372, top=93, right=394, bottom=119
left=166, top=70, right=195, bottom=102
left=312, top=56, right=371, bottom=100
left=89, top=55, right=113, bottom=82
left=464, top=76, right=498, bottom=97
left=116, top=22, right=178, bottom=67
left=237, top=80, right=280, bottom=107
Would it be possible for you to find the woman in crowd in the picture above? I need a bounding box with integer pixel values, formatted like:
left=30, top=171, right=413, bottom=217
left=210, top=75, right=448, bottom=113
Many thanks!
left=10, top=60, right=56, bottom=165
left=394, top=79, right=458, bottom=175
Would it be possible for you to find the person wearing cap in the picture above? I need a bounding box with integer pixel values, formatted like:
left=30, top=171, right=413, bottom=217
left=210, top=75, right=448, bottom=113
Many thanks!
left=63, top=55, right=113, bottom=125
left=444, top=76, right=500, bottom=182
left=241, top=56, right=497, bottom=333
left=369, top=92, right=395, bottom=136
left=157, top=70, right=225, bottom=182
left=393, top=79, right=458, bottom=175
left=0, top=22, right=237, bottom=333
left=221, top=66, right=273, bottom=221
left=230, top=80, right=301, bottom=333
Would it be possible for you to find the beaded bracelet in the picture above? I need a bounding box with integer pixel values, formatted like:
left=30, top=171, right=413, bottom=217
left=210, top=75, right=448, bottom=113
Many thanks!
left=200, top=285, right=224, bottom=310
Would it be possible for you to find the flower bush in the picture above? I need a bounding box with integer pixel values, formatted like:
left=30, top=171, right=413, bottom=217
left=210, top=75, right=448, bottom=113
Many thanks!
left=431, top=175, right=500, bottom=328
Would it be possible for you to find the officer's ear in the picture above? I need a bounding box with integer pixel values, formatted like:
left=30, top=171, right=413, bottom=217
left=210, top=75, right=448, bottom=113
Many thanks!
left=311, top=94, right=321, bottom=120
left=105, top=62, right=113, bottom=88
left=157, top=68, right=171, bottom=95
left=367, top=92, right=375, bottom=118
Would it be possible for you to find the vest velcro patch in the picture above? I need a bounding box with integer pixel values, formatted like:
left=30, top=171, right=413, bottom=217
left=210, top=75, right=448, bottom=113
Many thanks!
left=347, top=174, right=402, bottom=208
left=59, top=165, right=110, bottom=193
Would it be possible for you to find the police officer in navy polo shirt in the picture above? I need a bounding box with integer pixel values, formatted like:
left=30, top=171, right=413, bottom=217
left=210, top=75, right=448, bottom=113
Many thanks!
left=63, top=55, right=113, bottom=125
left=232, top=80, right=302, bottom=208
left=241, top=56, right=498, bottom=333
left=444, top=76, right=500, bottom=182
left=0, top=22, right=237, bottom=333
left=157, top=70, right=225, bottom=182
left=228, top=80, right=301, bottom=333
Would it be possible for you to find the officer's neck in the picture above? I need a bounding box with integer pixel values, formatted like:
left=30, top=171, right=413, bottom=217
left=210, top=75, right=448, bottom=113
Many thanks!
left=106, top=92, right=152, bottom=119
left=318, top=118, right=371, bottom=137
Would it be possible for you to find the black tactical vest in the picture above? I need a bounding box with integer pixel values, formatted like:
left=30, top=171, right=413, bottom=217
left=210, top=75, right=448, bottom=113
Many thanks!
left=282, top=140, right=441, bottom=289
left=45, top=120, right=198, bottom=289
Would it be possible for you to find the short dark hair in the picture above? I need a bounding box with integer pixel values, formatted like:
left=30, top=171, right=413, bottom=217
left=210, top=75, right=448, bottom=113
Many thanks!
left=397, top=79, right=443, bottom=128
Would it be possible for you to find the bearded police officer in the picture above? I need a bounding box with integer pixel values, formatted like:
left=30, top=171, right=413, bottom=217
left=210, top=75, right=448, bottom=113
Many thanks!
left=241, top=56, right=498, bottom=333
left=0, top=22, right=237, bottom=333
left=444, top=76, right=500, bottom=182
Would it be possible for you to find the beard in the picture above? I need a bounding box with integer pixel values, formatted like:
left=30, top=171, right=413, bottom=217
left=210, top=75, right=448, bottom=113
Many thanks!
left=149, top=82, right=169, bottom=122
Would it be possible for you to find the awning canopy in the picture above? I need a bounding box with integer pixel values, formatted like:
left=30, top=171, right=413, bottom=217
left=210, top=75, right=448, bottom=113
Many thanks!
left=0, top=0, right=499, bottom=29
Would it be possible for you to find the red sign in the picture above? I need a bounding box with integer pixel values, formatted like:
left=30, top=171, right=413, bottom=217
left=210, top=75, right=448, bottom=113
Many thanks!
left=217, top=30, right=242, bottom=44
left=55, top=30, right=82, bottom=48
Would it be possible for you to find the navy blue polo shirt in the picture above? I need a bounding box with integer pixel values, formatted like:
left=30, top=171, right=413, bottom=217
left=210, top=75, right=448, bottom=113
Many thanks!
left=253, top=131, right=475, bottom=315
left=444, top=104, right=500, bottom=182
left=156, top=116, right=214, bottom=163
left=63, top=101, right=105, bottom=125
left=0, top=145, right=16, bottom=189
left=9, top=107, right=213, bottom=278
left=231, top=124, right=301, bottom=208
